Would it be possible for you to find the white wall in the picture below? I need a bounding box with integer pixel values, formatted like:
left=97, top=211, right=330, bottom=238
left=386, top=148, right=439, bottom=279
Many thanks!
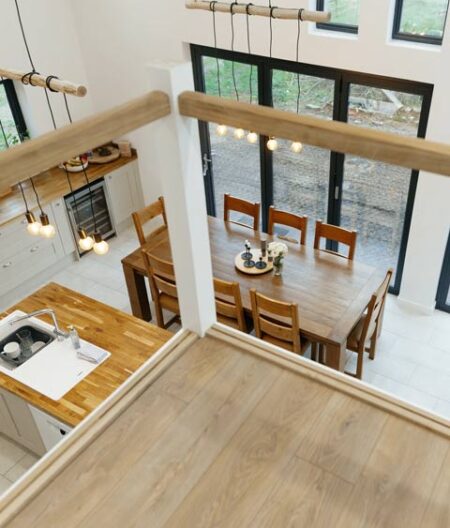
left=2, top=0, right=449, bottom=310
left=0, top=0, right=94, bottom=136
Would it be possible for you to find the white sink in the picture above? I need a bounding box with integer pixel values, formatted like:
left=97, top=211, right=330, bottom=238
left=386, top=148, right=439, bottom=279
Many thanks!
left=0, top=310, right=110, bottom=401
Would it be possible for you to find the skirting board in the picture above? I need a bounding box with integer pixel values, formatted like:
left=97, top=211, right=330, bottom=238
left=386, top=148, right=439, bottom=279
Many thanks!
left=207, top=323, right=450, bottom=438
left=0, top=329, right=197, bottom=526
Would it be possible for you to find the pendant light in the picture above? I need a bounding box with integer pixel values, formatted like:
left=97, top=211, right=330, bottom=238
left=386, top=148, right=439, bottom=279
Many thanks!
left=291, top=9, right=304, bottom=154
left=80, top=163, right=109, bottom=256
left=266, top=5, right=279, bottom=152
left=245, top=6, right=258, bottom=145
left=210, top=1, right=227, bottom=136
left=17, top=181, right=41, bottom=235
left=230, top=2, right=244, bottom=141
left=28, top=177, right=56, bottom=238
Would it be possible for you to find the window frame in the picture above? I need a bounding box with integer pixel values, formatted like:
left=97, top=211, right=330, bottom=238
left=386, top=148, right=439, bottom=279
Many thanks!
left=392, top=0, right=449, bottom=45
left=0, top=79, right=28, bottom=146
left=436, top=231, right=450, bottom=312
left=316, top=0, right=359, bottom=34
left=190, top=44, right=433, bottom=295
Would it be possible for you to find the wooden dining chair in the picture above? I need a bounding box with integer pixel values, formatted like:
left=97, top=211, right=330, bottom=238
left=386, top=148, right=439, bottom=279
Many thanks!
left=250, top=289, right=311, bottom=356
left=132, top=196, right=167, bottom=246
left=345, top=269, right=393, bottom=379
left=142, top=249, right=180, bottom=329
left=214, top=278, right=251, bottom=333
left=224, top=193, right=260, bottom=231
left=267, top=206, right=308, bottom=245
left=314, top=220, right=358, bottom=260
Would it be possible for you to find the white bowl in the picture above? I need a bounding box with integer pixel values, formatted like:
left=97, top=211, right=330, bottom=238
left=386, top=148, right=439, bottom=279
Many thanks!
left=3, top=342, right=21, bottom=359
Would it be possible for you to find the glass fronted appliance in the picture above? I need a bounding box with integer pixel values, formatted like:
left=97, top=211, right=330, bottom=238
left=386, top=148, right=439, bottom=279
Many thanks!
left=65, top=178, right=115, bottom=256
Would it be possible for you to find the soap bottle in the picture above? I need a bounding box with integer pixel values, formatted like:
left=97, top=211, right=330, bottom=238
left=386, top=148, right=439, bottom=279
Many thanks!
left=68, top=325, right=81, bottom=350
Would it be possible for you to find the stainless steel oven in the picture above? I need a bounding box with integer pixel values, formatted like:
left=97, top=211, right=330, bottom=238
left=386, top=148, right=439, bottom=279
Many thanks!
left=65, top=178, right=116, bottom=256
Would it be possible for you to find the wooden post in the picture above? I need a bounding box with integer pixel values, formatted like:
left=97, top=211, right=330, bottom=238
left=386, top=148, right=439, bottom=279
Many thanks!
left=178, top=90, right=450, bottom=178
left=0, top=91, right=171, bottom=194
left=185, top=1, right=331, bottom=22
left=0, top=67, right=87, bottom=97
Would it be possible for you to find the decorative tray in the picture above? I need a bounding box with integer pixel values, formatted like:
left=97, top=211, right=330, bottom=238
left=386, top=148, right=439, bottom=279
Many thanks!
left=235, top=249, right=273, bottom=275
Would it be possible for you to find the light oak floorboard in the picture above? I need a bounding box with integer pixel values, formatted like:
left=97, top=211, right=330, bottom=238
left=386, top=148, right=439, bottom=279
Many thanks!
left=336, top=417, right=449, bottom=528
left=296, top=392, right=387, bottom=483
left=163, top=369, right=332, bottom=528
left=420, top=448, right=450, bottom=528
left=249, top=456, right=353, bottom=528
left=78, top=342, right=279, bottom=528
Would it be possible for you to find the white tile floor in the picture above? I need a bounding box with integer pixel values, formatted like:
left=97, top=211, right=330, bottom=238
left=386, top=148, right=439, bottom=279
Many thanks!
left=0, top=225, right=449, bottom=497
left=0, top=435, right=38, bottom=494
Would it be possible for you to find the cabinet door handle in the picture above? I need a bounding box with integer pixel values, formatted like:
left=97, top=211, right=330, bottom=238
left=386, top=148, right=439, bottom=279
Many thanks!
left=2, top=262, right=12, bottom=269
left=30, top=246, right=39, bottom=253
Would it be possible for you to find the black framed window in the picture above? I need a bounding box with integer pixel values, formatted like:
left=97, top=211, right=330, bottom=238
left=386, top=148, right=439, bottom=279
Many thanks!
left=0, top=79, right=28, bottom=150
left=436, top=231, right=450, bottom=312
left=393, top=0, right=449, bottom=45
left=191, top=44, right=433, bottom=295
left=316, top=0, right=360, bottom=34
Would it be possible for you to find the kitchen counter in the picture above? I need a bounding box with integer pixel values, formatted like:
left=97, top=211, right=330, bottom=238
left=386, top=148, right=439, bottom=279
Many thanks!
left=0, top=152, right=138, bottom=227
left=0, top=283, right=172, bottom=427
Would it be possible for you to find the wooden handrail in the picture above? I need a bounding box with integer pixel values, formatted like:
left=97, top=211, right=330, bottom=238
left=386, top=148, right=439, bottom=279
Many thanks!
left=178, top=90, right=450, bottom=178
left=0, top=91, right=171, bottom=193
left=0, top=67, right=87, bottom=97
left=185, top=1, right=331, bottom=22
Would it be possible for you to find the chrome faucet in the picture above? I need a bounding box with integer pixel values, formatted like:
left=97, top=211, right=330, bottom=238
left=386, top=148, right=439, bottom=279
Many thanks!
left=9, top=309, right=70, bottom=341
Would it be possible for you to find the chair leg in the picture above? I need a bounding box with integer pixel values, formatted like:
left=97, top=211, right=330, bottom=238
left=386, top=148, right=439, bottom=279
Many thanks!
left=356, top=349, right=364, bottom=380
left=154, top=300, right=165, bottom=329
left=319, top=344, right=325, bottom=364
left=369, top=325, right=379, bottom=360
left=311, top=342, right=317, bottom=362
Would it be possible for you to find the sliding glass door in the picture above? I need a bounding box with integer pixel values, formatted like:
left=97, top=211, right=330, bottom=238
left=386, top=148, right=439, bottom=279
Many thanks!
left=191, top=44, right=433, bottom=294
left=271, top=69, right=336, bottom=243
left=338, top=79, right=431, bottom=287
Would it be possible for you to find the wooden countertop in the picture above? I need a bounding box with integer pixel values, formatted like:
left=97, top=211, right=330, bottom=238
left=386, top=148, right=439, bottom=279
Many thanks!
left=0, top=153, right=138, bottom=227
left=0, top=283, right=172, bottom=427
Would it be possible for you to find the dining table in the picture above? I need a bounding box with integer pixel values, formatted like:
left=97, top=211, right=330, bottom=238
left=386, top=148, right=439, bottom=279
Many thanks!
left=121, top=215, right=387, bottom=372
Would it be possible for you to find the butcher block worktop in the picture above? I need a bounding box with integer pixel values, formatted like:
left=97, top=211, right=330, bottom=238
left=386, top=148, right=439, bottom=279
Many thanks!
left=0, top=152, right=137, bottom=227
left=0, top=283, right=171, bottom=427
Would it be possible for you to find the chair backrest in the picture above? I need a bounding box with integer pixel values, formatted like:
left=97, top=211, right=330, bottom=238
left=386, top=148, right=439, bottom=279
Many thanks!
left=223, top=193, right=260, bottom=231
left=267, top=206, right=308, bottom=245
left=132, top=196, right=167, bottom=246
left=314, top=220, right=358, bottom=260
left=142, top=250, right=177, bottom=302
left=213, top=278, right=247, bottom=332
left=250, top=289, right=301, bottom=354
left=358, top=269, right=393, bottom=349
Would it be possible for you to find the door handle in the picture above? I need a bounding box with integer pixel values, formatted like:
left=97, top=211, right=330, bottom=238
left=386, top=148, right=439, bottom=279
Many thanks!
left=202, top=153, right=212, bottom=177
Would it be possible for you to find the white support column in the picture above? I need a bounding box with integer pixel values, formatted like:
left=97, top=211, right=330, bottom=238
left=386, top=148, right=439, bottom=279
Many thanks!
left=146, top=61, right=216, bottom=335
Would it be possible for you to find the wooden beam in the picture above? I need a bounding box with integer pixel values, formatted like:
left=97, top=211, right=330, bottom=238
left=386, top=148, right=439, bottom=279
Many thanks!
left=0, top=91, right=171, bottom=192
left=0, top=67, right=87, bottom=97
left=185, top=1, right=331, bottom=22
left=178, top=91, right=450, bottom=178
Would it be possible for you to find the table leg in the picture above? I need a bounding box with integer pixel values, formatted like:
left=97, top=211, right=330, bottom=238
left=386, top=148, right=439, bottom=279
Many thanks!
left=325, top=342, right=346, bottom=372
left=122, top=262, right=152, bottom=321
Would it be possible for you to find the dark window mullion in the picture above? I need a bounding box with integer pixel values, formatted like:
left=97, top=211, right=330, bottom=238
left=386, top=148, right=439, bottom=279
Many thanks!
left=259, top=62, right=273, bottom=233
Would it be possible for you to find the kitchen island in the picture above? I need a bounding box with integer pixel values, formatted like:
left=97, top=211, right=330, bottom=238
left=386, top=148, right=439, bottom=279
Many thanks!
left=0, top=283, right=172, bottom=427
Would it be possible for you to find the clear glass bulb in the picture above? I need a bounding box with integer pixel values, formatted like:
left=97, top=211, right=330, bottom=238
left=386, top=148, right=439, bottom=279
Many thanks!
left=247, top=131, right=258, bottom=144
left=93, top=240, right=109, bottom=255
left=79, top=236, right=94, bottom=251
left=27, top=221, right=42, bottom=236
left=39, top=223, right=56, bottom=238
left=233, top=128, right=245, bottom=139
left=267, top=137, right=278, bottom=151
left=291, top=141, right=303, bottom=153
left=216, top=124, right=227, bottom=137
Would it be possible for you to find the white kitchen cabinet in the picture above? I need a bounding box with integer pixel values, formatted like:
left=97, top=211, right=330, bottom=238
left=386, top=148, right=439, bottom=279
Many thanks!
left=29, top=406, right=72, bottom=452
left=105, top=161, right=142, bottom=230
left=0, top=387, right=46, bottom=456
left=51, top=197, right=76, bottom=256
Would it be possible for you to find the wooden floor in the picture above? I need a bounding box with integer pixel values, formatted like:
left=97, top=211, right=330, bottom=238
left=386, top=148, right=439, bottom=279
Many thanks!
left=4, top=336, right=450, bottom=527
